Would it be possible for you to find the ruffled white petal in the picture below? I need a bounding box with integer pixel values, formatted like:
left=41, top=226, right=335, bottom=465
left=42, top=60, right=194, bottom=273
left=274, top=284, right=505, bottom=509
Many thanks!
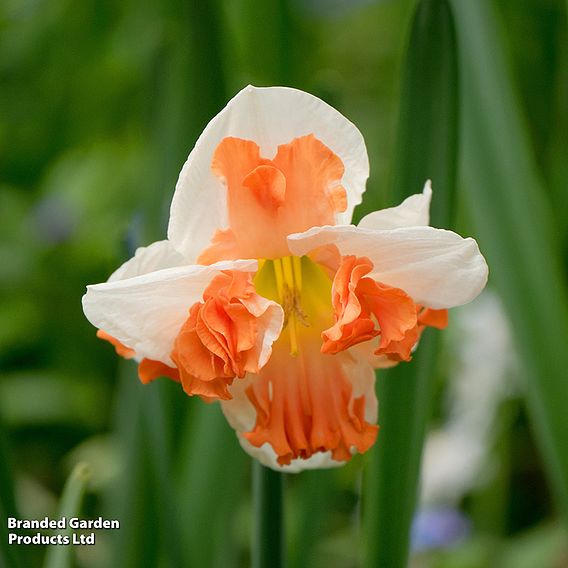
left=358, top=180, right=432, bottom=230
left=240, top=296, right=285, bottom=369
left=82, top=259, right=258, bottom=365
left=341, top=351, right=378, bottom=423
left=108, top=240, right=187, bottom=282
left=348, top=341, right=399, bottom=370
left=238, top=439, right=342, bottom=473
left=288, top=225, right=488, bottom=309
left=168, top=85, right=369, bottom=261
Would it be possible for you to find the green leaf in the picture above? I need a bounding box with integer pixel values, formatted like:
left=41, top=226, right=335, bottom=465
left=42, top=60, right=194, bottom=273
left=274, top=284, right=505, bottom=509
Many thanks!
left=43, top=463, right=91, bottom=568
left=363, top=1, right=459, bottom=566
left=0, top=413, right=25, bottom=568
left=177, top=401, right=249, bottom=568
left=288, top=470, right=336, bottom=568
left=232, top=0, right=296, bottom=85
left=450, top=0, right=568, bottom=523
left=252, top=463, right=285, bottom=568
left=106, top=367, right=161, bottom=568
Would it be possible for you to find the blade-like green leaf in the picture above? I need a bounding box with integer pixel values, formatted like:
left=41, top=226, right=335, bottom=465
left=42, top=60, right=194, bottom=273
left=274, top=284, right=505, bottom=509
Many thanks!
left=108, top=367, right=160, bottom=568
left=289, top=470, right=336, bottom=568
left=252, top=463, right=285, bottom=568
left=450, top=0, right=568, bottom=523
left=363, top=1, right=459, bottom=566
left=112, top=1, right=231, bottom=565
left=177, top=401, right=249, bottom=568
left=0, top=415, right=25, bottom=568
left=142, top=383, right=184, bottom=567
left=43, top=463, right=91, bottom=568
left=0, top=414, right=18, bottom=523
left=234, top=0, right=296, bottom=85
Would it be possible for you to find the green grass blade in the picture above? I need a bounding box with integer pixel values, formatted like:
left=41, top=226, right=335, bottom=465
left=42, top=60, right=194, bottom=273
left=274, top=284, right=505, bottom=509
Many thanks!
left=390, top=0, right=458, bottom=223
left=177, top=401, right=248, bottom=567
left=43, top=463, right=91, bottom=568
left=0, top=417, right=25, bottom=568
left=122, top=0, right=231, bottom=564
left=252, top=463, right=285, bottom=568
left=0, top=413, right=18, bottom=521
left=289, top=470, right=335, bottom=568
left=450, top=0, right=568, bottom=523
left=142, top=383, right=184, bottom=567
left=364, top=1, right=459, bottom=566
left=0, top=500, right=25, bottom=568
left=106, top=368, right=157, bottom=567
left=235, top=0, right=295, bottom=85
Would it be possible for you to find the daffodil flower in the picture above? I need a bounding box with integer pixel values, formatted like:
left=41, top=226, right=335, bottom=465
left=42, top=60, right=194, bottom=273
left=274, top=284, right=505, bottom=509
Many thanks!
left=83, top=86, right=488, bottom=472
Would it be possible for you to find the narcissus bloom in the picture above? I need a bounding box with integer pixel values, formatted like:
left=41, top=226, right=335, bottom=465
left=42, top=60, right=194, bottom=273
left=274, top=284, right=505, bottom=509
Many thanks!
left=83, top=86, right=488, bottom=472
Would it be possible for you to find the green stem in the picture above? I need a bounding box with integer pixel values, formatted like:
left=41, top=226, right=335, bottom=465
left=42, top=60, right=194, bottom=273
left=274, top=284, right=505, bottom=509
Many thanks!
left=252, top=462, right=285, bottom=568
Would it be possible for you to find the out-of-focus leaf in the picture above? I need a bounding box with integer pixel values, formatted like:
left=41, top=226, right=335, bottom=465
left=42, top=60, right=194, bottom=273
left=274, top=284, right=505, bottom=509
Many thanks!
left=289, top=470, right=336, bottom=568
left=0, top=374, right=108, bottom=429
left=0, top=412, right=25, bottom=568
left=450, top=0, right=568, bottom=523
left=142, top=382, right=184, bottom=567
left=107, top=366, right=160, bottom=568
left=177, top=400, right=248, bottom=567
left=231, top=0, right=296, bottom=85
left=43, top=462, right=91, bottom=568
left=499, top=523, right=566, bottom=568
left=364, top=1, right=459, bottom=566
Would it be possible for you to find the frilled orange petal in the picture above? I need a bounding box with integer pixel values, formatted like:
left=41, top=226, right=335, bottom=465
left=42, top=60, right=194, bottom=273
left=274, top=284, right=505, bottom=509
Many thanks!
left=171, top=270, right=278, bottom=400
left=321, top=255, right=417, bottom=358
left=243, top=340, right=378, bottom=465
left=201, top=134, right=347, bottom=260
left=97, top=329, right=180, bottom=385
left=271, top=134, right=347, bottom=235
left=96, top=329, right=135, bottom=359
left=377, top=307, right=449, bottom=363
left=138, top=359, right=180, bottom=384
left=361, top=279, right=417, bottom=359
left=419, top=307, right=449, bottom=329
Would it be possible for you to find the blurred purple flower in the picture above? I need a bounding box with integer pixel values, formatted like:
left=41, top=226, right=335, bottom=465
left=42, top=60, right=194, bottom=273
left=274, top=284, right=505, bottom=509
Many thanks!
left=411, top=507, right=471, bottom=552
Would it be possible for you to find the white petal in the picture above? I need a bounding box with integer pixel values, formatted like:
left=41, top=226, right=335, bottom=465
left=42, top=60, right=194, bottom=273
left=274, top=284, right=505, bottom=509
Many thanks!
left=82, top=259, right=258, bottom=365
left=108, top=240, right=187, bottom=282
left=358, top=180, right=432, bottom=230
left=341, top=351, right=378, bottom=423
left=221, top=374, right=257, bottom=434
left=288, top=225, right=488, bottom=309
left=348, top=341, right=399, bottom=370
left=240, top=296, right=285, bottom=368
left=168, top=85, right=369, bottom=261
left=238, top=438, right=342, bottom=473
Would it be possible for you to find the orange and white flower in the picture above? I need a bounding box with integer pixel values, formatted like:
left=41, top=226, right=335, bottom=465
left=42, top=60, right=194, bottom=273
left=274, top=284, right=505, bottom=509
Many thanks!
left=82, top=86, right=488, bottom=472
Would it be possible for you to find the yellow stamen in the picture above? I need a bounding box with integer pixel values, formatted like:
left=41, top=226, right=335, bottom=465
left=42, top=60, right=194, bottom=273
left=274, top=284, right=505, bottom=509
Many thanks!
left=281, top=257, right=299, bottom=356
left=273, top=258, right=284, bottom=300
left=253, top=255, right=333, bottom=358
left=292, top=256, right=302, bottom=291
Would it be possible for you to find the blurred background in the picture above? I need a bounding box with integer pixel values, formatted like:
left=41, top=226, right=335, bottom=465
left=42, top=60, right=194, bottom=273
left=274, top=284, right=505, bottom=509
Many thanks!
left=1, top=0, right=567, bottom=566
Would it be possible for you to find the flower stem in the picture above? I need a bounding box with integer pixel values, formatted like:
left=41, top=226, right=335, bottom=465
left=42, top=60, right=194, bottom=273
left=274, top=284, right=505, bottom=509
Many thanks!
left=252, top=462, right=285, bottom=568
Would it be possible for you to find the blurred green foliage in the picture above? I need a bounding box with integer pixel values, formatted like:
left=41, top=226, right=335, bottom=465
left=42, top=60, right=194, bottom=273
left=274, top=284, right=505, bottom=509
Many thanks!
left=1, top=0, right=567, bottom=566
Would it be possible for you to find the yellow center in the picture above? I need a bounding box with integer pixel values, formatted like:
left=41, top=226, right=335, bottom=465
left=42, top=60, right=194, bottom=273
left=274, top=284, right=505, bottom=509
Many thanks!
left=254, top=256, right=333, bottom=356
